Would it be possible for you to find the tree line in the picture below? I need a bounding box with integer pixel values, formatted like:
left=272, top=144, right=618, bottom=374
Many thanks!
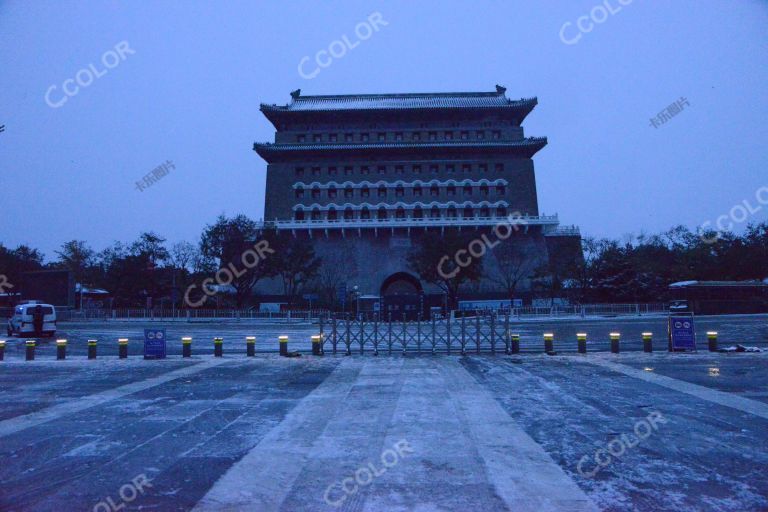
left=1, top=216, right=766, bottom=309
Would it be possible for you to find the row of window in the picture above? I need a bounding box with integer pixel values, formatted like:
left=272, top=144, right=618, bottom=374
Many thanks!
left=295, top=162, right=505, bottom=177
left=295, top=130, right=503, bottom=144
left=296, top=184, right=506, bottom=199
left=295, top=205, right=509, bottom=221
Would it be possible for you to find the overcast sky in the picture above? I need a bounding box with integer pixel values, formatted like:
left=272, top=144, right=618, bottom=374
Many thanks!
left=1, top=0, right=767, bottom=259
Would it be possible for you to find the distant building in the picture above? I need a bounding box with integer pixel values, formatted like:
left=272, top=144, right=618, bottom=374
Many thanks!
left=253, top=86, right=581, bottom=316
left=669, top=280, right=768, bottom=315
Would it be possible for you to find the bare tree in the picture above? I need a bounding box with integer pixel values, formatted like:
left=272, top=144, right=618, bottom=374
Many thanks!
left=489, top=240, right=537, bottom=301
left=169, top=241, right=197, bottom=272
left=314, top=241, right=357, bottom=307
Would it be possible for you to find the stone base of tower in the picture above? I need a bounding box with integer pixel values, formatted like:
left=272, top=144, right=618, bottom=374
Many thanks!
left=251, top=226, right=581, bottom=317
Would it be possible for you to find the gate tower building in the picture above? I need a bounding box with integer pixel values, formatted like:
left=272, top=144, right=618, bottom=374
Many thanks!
left=253, top=86, right=581, bottom=315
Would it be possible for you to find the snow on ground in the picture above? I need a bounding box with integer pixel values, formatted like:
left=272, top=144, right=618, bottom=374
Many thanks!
left=0, top=320, right=767, bottom=511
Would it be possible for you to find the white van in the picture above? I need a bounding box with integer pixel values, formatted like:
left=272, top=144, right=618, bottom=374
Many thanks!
left=6, top=302, right=57, bottom=337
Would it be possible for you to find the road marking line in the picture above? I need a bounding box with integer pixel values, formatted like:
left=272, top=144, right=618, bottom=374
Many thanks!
left=193, top=359, right=361, bottom=512
left=0, top=358, right=229, bottom=438
left=441, top=361, right=600, bottom=512
left=581, top=358, right=768, bottom=421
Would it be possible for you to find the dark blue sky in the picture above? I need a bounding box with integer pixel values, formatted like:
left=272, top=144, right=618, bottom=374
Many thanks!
left=1, top=0, right=767, bottom=259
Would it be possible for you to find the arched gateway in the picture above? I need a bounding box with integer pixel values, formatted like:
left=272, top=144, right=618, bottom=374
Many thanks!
left=380, top=272, right=423, bottom=320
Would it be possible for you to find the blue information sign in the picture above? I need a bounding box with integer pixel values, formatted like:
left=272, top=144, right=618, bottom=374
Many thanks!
left=144, top=328, right=167, bottom=359
left=668, top=315, right=696, bottom=352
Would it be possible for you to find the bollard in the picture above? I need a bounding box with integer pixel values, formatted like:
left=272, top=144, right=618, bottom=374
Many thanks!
left=279, top=335, right=289, bottom=356
left=0, top=340, right=5, bottom=361
left=246, top=336, right=256, bottom=357
left=26, top=340, right=36, bottom=361
left=707, top=331, right=718, bottom=352
left=214, top=337, right=223, bottom=357
left=311, top=335, right=321, bottom=356
left=544, top=333, right=554, bottom=353
left=610, top=332, right=620, bottom=354
left=56, top=339, right=67, bottom=360
left=577, top=333, right=587, bottom=354
left=118, top=338, right=128, bottom=359
left=88, top=339, right=97, bottom=359
left=182, top=337, right=192, bottom=358
left=510, top=333, right=520, bottom=354
left=643, top=332, right=653, bottom=353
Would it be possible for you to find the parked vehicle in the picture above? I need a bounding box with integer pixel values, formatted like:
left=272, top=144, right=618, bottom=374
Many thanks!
left=6, top=302, right=57, bottom=337
left=669, top=300, right=691, bottom=313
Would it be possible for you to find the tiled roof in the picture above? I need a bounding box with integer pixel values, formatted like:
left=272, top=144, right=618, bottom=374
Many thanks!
left=261, top=88, right=537, bottom=113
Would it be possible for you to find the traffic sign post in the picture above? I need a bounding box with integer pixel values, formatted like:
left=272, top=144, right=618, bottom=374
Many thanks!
left=144, top=329, right=167, bottom=359
left=668, top=314, right=697, bottom=352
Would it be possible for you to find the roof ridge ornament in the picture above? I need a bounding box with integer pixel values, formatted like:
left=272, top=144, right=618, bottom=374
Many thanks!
left=290, top=88, right=301, bottom=100
left=495, top=84, right=507, bottom=95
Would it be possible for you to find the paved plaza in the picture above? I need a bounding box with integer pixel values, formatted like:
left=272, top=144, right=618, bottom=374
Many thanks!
left=1, top=322, right=767, bottom=511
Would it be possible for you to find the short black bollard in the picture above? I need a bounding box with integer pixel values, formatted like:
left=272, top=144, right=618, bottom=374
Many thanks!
left=311, top=335, right=321, bottom=356
left=279, top=335, right=288, bottom=356
left=643, top=332, right=653, bottom=353
left=182, top=337, right=192, bottom=358
left=56, top=339, right=67, bottom=360
left=707, top=331, right=718, bottom=352
left=510, top=333, right=520, bottom=354
left=544, top=333, right=554, bottom=353
left=88, top=339, right=97, bottom=359
left=0, top=340, right=5, bottom=361
left=118, top=338, right=128, bottom=359
left=25, top=340, right=36, bottom=361
left=577, top=333, right=587, bottom=354
left=610, top=332, right=620, bottom=354
left=246, top=336, right=256, bottom=357
left=214, top=337, right=223, bottom=357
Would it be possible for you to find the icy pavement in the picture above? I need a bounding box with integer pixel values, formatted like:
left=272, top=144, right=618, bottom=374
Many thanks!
left=0, top=352, right=767, bottom=511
